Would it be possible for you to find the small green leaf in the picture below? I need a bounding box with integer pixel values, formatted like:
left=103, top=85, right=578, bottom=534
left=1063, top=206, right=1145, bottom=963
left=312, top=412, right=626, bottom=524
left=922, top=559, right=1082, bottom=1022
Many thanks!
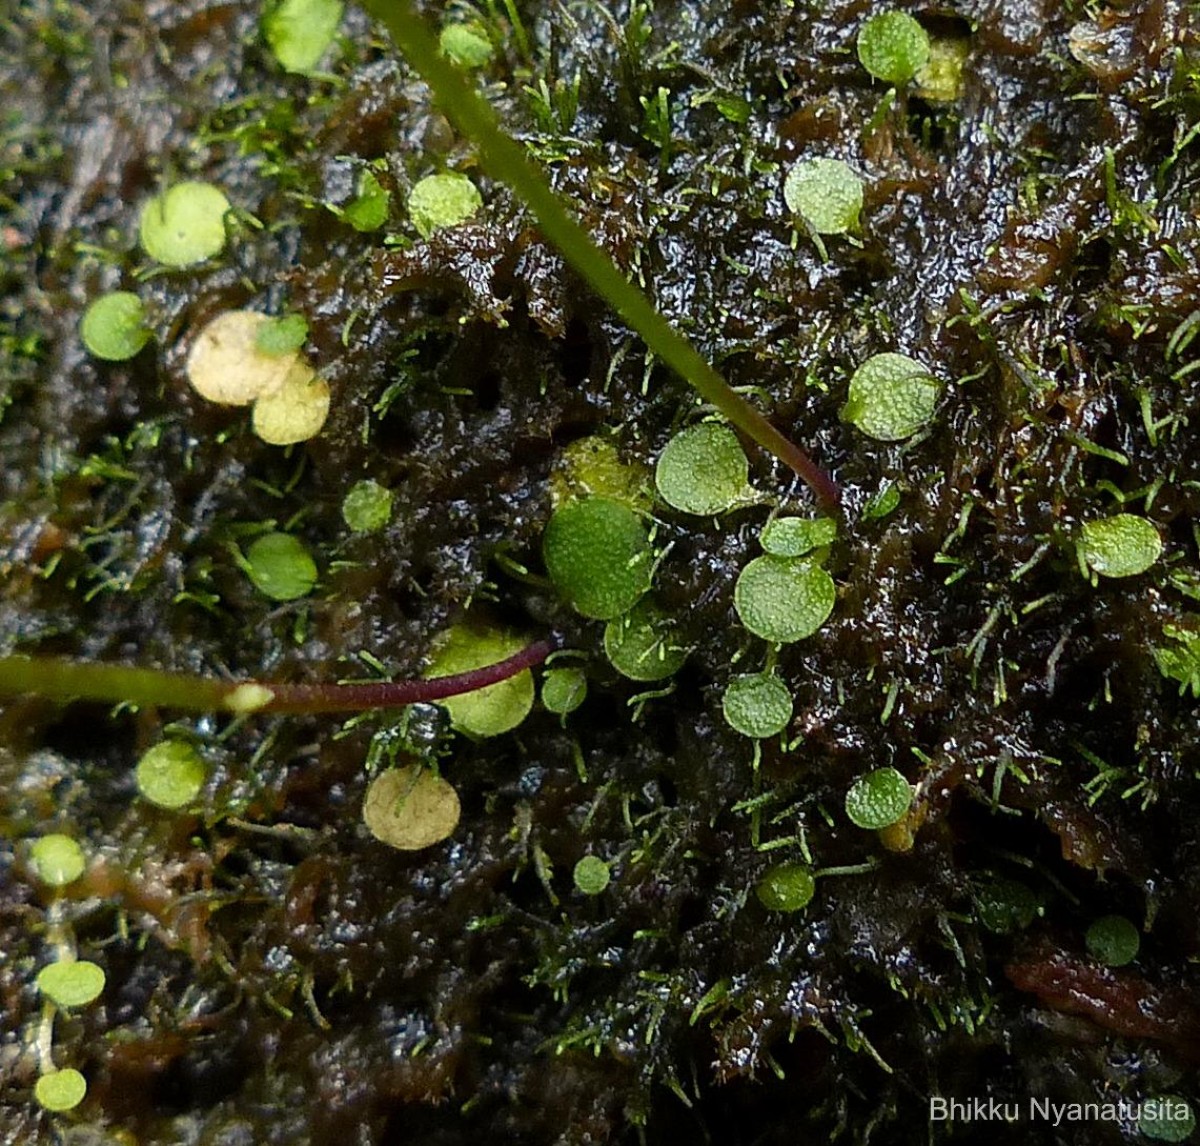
left=408, top=172, right=482, bottom=239
left=29, top=834, right=85, bottom=887
left=655, top=423, right=752, bottom=515
left=760, top=516, right=837, bottom=558
left=35, top=1069, right=87, bottom=1112
left=604, top=599, right=687, bottom=681
left=844, top=766, right=912, bottom=830
left=1079, top=515, right=1162, bottom=579
left=1138, top=1096, right=1196, bottom=1142
left=341, top=169, right=391, bottom=232
left=362, top=766, right=460, bottom=850
left=756, top=862, right=815, bottom=912
left=425, top=624, right=534, bottom=737
left=136, top=741, right=207, bottom=810
left=139, top=182, right=230, bottom=267
left=242, top=532, right=318, bottom=601
left=439, top=23, right=494, bottom=68
left=734, top=556, right=835, bottom=644
left=973, top=876, right=1041, bottom=934
left=783, top=158, right=863, bottom=235
left=37, top=960, right=106, bottom=1008
left=255, top=313, right=308, bottom=356
left=263, top=0, right=344, bottom=74
left=842, top=352, right=941, bottom=441
left=342, top=480, right=393, bottom=533
left=722, top=673, right=792, bottom=739
left=541, top=666, right=587, bottom=715
left=543, top=497, right=652, bottom=620
left=857, top=11, right=931, bottom=84
left=1085, top=915, right=1140, bottom=966
left=573, top=855, right=611, bottom=895
left=80, top=292, right=150, bottom=361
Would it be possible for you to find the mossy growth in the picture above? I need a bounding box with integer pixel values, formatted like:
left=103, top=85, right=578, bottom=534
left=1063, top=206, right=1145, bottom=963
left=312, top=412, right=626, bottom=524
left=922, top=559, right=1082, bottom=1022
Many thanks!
left=138, top=181, right=230, bottom=267
left=783, top=158, right=863, bottom=236
left=844, top=766, right=912, bottom=830
left=915, top=35, right=969, bottom=103
left=604, top=599, right=687, bottom=681
left=29, top=834, right=85, bottom=887
left=760, top=516, right=837, bottom=558
left=408, top=172, right=482, bottom=239
left=36, top=960, right=106, bottom=1008
left=756, top=862, right=816, bottom=912
left=80, top=291, right=150, bottom=361
left=34, top=1069, right=87, bottom=1113
left=722, top=673, right=792, bottom=739
left=342, top=480, right=393, bottom=533
left=262, top=0, right=344, bottom=74
left=425, top=624, right=535, bottom=736
left=549, top=436, right=650, bottom=511
left=1085, top=914, right=1140, bottom=966
left=135, top=741, right=207, bottom=810
left=842, top=352, right=941, bottom=441
left=1078, top=514, right=1162, bottom=579
left=239, top=532, right=318, bottom=601
left=573, top=855, right=611, bottom=895
left=1138, top=1096, right=1197, bottom=1142
left=541, top=666, right=587, bottom=715
left=362, top=765, right=460, bottom=851
left=542, top=496, right=653, bottom=620
left=440, top=22, right=494, bottom=69
left=734, top=556, right=835, bottom=644
left=654, top=422, right=754, bottom=515
left=856, top=10, right=931, bottom=85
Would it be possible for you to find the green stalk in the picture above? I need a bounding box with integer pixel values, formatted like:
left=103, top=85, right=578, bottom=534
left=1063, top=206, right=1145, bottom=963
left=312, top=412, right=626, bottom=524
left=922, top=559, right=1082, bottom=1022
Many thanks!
left=364, top=0, right=839, bottom=509
left=0, top=637, right=559, bottom=716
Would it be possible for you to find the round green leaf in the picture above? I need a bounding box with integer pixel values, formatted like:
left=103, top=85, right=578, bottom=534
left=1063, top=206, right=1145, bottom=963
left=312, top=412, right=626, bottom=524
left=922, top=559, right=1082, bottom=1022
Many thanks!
left=857, top=11, right=931, bottom=84
left=734, top=556, right=835, bottom=644
left=408, top=173, right=482, bottom=239
left=722, top=673, right=792, bottom=739
left=243, top=532, right=318, bottom=601
left=80, top=292, right=150, bottom=361
left=783, top=158, right=863, bottom=235
left=29, top=834, right=85, bottom=887
left=342, top=480, right=393, bottom=533
left=654, top=423, right=751, bottom=515
left=756, top=862, right=816, bottom=912
left=1139, top=1097, right=1197, bottom=1143
left=136, top=741, right=207, bottom=810
left=842, top=352, right=941, bottom=441
left=37, top=960, right=106, bottom=1008
left=440, top=23, right=494, bottom=68
left=363, top=766, right=460, bottom=850
left=425, top=624, right=535, bottom=737
left=138, top=182, right=230, bottom=267
left=1085, top=914, right=1140, bottom=966
left=1079, top=515, right=1161, bottom=579
left=35, top=1068, right=87, bottom=1113
left=760, top=516, right=837, bottom=558
left=542, top=666, right=588, bottom=715
left=845, top=766, right=912, bottom=830
left=604, top=600, right=687, bottom=681
left=543, top=496, right=652, bottom=620
left=573, top=855, right=611, bottom=895
left=974, top=877, right=1041, bottom=934
left=263, top=0, right=343, bottom=74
